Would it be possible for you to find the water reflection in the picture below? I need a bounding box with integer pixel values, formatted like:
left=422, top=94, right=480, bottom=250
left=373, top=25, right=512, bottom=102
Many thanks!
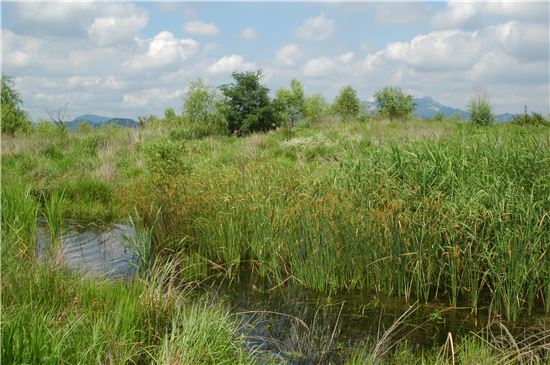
left=36, top=219, right=138, bottom=279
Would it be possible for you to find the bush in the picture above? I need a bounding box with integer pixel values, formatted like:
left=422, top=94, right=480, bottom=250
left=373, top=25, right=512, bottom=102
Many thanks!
left=468, top=89, right=494, bottom=125
left=219, top=70, right=280, bottom=135
left=374, top=86, right=415, bottom=121
left=332, top=85, right=361, bottom=122
left=512, top=106, right=547, bottom=126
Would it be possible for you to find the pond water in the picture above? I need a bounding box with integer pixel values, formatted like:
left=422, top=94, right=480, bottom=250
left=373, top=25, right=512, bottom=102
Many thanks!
left=36, top=220, right=549, bottom=364
left=36, top=219, right=138, bottom=279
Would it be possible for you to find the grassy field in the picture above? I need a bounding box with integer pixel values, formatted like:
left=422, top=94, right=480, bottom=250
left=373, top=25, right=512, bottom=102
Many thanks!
left=2, top=118, right=550, bottom=363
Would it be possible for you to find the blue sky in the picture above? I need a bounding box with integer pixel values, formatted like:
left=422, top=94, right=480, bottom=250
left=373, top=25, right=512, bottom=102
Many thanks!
left=2, top=1, right=548, bottom=120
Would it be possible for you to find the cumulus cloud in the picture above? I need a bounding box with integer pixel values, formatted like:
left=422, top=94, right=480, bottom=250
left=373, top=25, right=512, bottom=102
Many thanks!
left=276, top=44, right=302, bottom=66
left=432, top=2, right=549, bottom=29
left=88, top=10, right=149, bottom=46
left=10, top=2, right=149, bottom=40
left=295, top=13, right=335, bottom=41
left=303, top=52, right=355, bottom=77
left=206, top=55, right=256, bottom=75
left=240, top=27, right=258, bottom=40
left=184, top=21, right=220, bottom=36
left=124, top=32, right=199, bottom=72
left=123, top=88, right=183, bottom=108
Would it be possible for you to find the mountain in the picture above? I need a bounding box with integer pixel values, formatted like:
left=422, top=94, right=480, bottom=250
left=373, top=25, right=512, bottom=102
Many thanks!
left=72, top=114, right=111, bottom=124
left=363, top=96, right=515, bottom=122
left=412, top=96, right=469, bottom=120
left=67, top=114, right=137, bottom=129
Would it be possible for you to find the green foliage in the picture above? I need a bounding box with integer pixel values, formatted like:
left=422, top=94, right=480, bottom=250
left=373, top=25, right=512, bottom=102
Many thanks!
left=182, top=78, right=227, bottom=135
left=164, top=107, right=176, bottom=121
left=512, top=106, right=547, bottom=126
left=374, top=86, right=415, bottom=121
left=303, top=93, right=329, bottom=125
left=219, top=70, right=279, bottom=135
left=273, top=78, right=305, bottom=127
left=144, top=139, right=186, bottom=179
left=468, top=89, right=495, bottom=125
left=332, top=85, right=361, bottom=121
left=1, top=74, right=31, bottom=135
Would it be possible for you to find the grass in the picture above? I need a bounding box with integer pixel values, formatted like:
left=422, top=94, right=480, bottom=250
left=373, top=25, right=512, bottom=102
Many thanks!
left=2, top=117, right=549, bottom=363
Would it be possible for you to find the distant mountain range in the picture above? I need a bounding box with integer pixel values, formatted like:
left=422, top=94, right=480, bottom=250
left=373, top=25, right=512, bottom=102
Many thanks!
left=412, top=96, right=514, bottom=122
left=67, top=114, right=137, bottom=129
left=363, top=96, right=515, bottom=122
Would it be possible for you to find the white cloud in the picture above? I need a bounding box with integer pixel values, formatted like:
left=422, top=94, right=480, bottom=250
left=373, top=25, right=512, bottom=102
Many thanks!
left=240, top=27, right=257, bottom=40
left=295, top=13, right=335, bottom=41
left=276, top=44, right=302, bottom=66
left=124, top=32, right=199, bottom=72
left=337, top=52, right=354, bottom=64
left=123, top=88, right=183, bottom=108
left=303, top=57, right=337, bottom=77
left=88, top=10, right=149, bottom=46
left=432, top=2, right=549, bottom=30
left=184, top=21, right=220, bottom=36
left=206, top=55, right=256, bottom=75
left=10, top=2, right=149, bottom=40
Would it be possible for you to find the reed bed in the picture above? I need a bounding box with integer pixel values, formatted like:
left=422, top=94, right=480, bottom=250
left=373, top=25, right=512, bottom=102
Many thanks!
left=139, top=123, right=550, bottom=321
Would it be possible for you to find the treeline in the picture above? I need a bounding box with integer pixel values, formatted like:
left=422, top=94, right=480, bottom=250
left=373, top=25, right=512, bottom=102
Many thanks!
left=144, top=70, right=417, bottom=137
left=2, top=71, right=548, bottom=137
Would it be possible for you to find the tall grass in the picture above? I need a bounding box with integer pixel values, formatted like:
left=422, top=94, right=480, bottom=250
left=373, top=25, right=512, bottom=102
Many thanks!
left=1, top=184, right=38, bottom=257
left=43, top=190, right=65, bottom=255
left=139, top=123, right=550, bottom=321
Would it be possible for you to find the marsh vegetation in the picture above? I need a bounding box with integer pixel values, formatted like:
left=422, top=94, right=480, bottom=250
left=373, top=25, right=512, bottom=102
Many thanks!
left=2, top=72, right=550, bottom=363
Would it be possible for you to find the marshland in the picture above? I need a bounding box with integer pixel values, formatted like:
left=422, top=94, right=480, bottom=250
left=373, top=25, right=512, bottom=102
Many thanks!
left=3, top=68, right=550, bottom=363
left=2, top=2, right=550, bottom=363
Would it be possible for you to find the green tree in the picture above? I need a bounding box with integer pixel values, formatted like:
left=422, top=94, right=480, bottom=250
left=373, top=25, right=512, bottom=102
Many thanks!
left=374, top=86, right=415, bottom=121
left=332, top=85, right=361, bottom=122
left=273, top=78, right=305, bottom=127
left=468, top=88, right=494, bottom=125
left=219, top=70, right=279, bottom=134
left=1, top=74, right=31, bottom=135
left=182, top=78, right=226, bottom=135
left=304, top=93, right=329, bottom=125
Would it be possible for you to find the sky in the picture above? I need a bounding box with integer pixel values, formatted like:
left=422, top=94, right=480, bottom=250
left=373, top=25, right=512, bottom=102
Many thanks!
left=1, top=1, right=549, bottom=120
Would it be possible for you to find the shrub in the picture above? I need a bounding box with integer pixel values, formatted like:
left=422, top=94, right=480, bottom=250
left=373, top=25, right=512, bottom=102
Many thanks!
left=468, top=89, right=494, bottom=125
left=332, top=85, right=361, bottom=122
left=512, top=106, right=547, bottom=126
left=374, top=86, right=415, bottom=121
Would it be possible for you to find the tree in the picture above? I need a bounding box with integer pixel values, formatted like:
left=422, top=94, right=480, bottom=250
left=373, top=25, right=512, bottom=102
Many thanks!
left=46, top=103, right=69, bottom=131
left=1, top=74, right=31, bottom=135
left=374, top=86, right=415, bottom=121
left=219, top=70, right=279, bottom=134
left=468, top=88, right=494, bottom=125
left=332, top=85, right=361, bottom=122
left=182, top=78, right=226, bottom=134
left=303, top=93, right=329, bottom=125
left=273, top=78, right=305, bottom=127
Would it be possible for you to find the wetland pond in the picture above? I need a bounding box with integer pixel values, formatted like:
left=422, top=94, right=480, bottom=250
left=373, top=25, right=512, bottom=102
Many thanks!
left=36, top=220, right=549, bottom=364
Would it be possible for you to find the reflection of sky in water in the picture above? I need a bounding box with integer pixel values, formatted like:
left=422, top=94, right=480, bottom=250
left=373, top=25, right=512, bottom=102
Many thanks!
left=37, top=220, right=138, bottom=279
